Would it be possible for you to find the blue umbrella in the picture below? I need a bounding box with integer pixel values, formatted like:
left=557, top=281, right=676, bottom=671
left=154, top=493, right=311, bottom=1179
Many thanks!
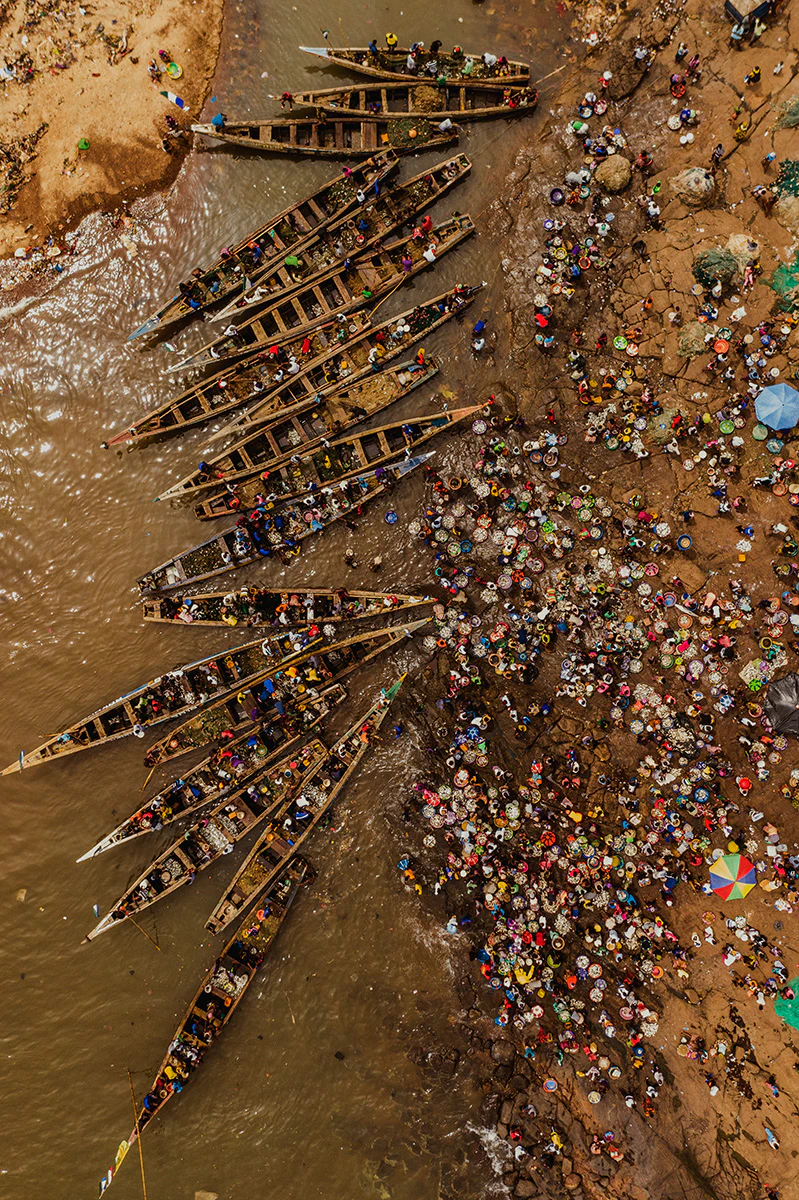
left=755, top=383, right=799, bottom=430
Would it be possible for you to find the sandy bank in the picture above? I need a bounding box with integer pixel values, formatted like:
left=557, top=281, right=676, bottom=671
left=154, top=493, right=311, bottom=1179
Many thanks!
left=0, top=0, right=224, bottom=261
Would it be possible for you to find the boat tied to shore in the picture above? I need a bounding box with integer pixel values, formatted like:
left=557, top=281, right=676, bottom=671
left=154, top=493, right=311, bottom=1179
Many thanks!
left=139, top=454, right=435, bottom=593
left=104, top=309, right=371, bottom=450
left=173, top=213, right=475, bottom=374
left=192, top=407, right=479, bottom=520
left=214, top=282, right=483, bottom=439
left=84, top=738, right=329, bottom=941
left=191, top=116, right=459, bottom=158
left=141, top=619, right=427, bottom=768
left=127, top=152, right=399, bottom=338
left=206, top=677, right=405, bottom=934
left=299, top=44, right=530, bottom=84
left=143, top=586, right=431, bottom=628
left=292, top=80, right=537, bottom=120
left=215, top=152, right=471, bottom=322
left=77, top=683, right=348, bottom=862
left=1, top=634, right=317, bottom=775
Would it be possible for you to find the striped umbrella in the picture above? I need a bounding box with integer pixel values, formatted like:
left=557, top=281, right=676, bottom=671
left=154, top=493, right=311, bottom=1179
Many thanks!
left=709, top=853, right=756, bottom=900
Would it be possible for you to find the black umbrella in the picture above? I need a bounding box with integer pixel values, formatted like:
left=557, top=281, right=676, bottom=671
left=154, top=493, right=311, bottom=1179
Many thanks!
left=763, top=672, right=799, bottom=736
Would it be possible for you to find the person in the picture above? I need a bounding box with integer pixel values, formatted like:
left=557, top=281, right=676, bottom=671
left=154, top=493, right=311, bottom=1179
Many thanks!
left=210, top=112, right=226, bottom=130
left=438, top=117, right=455, bottom=133
left=744, top=65, right=761, bottom=85
left=710, top=143, right=724, bottom=167
left=385, top=31, right=398, bottom=48
left=401, top=253, right=413, bottom=273
left=406, top=51, right=417, bottom=73
left=482, top=51, right=498, bottom=70
left=462, top=56, right=474, bottom=77
left=675, top=41, right=688, bottom=61
left=422, top=243, right=437, bottom=264
left=280, top=91, right=293, bottom=109
left=368, top=38, right=378, bottom=57
left=430, top=39, right=442, bottom=55
left=762, top=151, right=776, bottom=170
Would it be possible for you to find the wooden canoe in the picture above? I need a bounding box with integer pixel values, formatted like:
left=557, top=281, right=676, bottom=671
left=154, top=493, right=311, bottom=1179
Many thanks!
left=1, top=633, right=317, bottom=776
left=77, top=683, right=347, bottom=862
left=192, top=406, right=479, bottom=519
left=212, top=282, right=483, bottom=441
left=98, top=859, right=312, bottom=1195
left=205, top=675, right=405, bottom=935
left=215, top=152, right=472, bottom=322
left=84, top=744, right=328, bottom=940
left=299, top=45, right=530, bottom=84
left=127, top=152, right=399, bottom=339
left=143, top=587, right=431, bottom=628
left=155, top=359, right=437, bottom=504
left=157, top=357, right=439, bottom=504
left=174, top=213, right=475, bottom=373
left=293, top=81, right=538, bottom=120
left=191, top=117, right=458, bottom=158
left=138, top=454, right=434, bottom=594
left=142, top=619, right=427, bottom=768
left=103, top=310, right=371, bottom=450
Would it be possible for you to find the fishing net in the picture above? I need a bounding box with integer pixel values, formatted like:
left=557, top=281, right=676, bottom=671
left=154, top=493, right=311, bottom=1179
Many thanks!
left=777, top=160, right=799, bottom=198
left=775, top=98, right=799, bottom=129
left=775, top=979, right=799, bottom=1029
left=386, top=117, right=433, bottom=147
left=770, top=254, right=799, bottom=312
left=692, top=249, right=738, bottom=289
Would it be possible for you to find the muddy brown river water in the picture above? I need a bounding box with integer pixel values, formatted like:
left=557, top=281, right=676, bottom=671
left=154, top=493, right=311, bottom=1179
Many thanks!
left=0, top=2, right=565, bottom=1195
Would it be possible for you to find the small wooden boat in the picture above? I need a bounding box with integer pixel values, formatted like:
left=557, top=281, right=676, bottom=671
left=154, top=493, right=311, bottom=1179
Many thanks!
left=138, top=454, right=434, bottom=594
left=174, top=213, right=475, bottom=373
left=193, top=406, right=479, bottom=519
left=84, top=739, right=326, bottom=941
left=77, top=683, right=347, bottom=861
left=299, top=44, right=530, bottom=84
left=206, top=676, right=405, bottom=935
left=157, top=356, right=439, bottom=503
left=191, top=116, right=458, bottom=158
left=98, top=859, right=312, bottom=1195
left=1, top=633, right=315, bottom=775
left=215, top=153, right=471, bottom=323
left=143, top=587, right=431, bottom=628
left=103, top=311, right=371, bottom=450
left=215, top=282, right=483, bottom=440
left=293, top=81, right=537, bottom=120
left=142, top=619, right=426, bottom=768
left=127, top=152, right=399, bottom=338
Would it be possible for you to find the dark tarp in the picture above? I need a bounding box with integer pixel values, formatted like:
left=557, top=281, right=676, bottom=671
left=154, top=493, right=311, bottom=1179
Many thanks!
left=763, top=672, right=799, bottom=736
left=725, top=0, right=772, bottom=22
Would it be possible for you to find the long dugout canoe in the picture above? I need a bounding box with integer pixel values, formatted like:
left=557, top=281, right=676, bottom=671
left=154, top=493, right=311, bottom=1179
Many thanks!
left=143, top=587, right=431, bottom=628
left=128, top=151, right=399, bottom=338
left=191, top=116, right=458, bottom=158
left=299, top=44, right=530, bottom=83
left=292, top=80, right=537, bottom=120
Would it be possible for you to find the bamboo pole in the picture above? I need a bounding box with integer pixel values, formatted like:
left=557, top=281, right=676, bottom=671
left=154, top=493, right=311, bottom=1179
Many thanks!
left=127, top=1071, right=148, bottom=1200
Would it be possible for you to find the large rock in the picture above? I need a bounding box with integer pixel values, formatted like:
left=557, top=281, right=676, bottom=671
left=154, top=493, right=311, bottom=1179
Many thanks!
left=490, top=1039, right=516, bottom=1065
left=670, top=166, right=716, bottom=207
left=774, top=195, right=799, bottom=229
left=594, top=154, right=632, bottom=193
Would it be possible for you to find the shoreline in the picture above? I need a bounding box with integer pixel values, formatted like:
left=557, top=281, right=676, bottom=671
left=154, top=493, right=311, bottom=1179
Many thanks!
left=0, top=0, right=224, bottom=278
left=397, top=0, right=799, bottom=1196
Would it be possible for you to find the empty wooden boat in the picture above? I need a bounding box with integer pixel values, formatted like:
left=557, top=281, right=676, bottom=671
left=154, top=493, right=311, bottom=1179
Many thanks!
left=127, top=152, right=399, bottom=338
left=142, top=619, right=426, bottom=768
left=1, top=634, right=315, bottom=775
left=142, top=587, right=431, bottom=628
left=139, top=454, right=434, bottom=594
left=193, top=406, right=479, bottom=519
left=103, top=310, right=371, bottom=449
left=191, top=116, right=458, bottom=158
left=77, top=683, right=347, bottom=861
left=293, top=81, right=538, bottom=120
left=84, top=744, right=328, bottom=940
left=157, top=356, right=439, bottom=503
left=97, top=859, right=312, bottom=1196
left=175, top=213, right=475, bottom=373
left=216, top=152, right=471, bottom=322
left=299, top=44, right=530, bottom=83
left=206, top=676, right=405, bottom=935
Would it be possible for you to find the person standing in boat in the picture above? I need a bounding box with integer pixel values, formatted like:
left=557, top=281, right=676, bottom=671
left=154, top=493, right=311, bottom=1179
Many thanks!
left=385, top=31, right=398, bottom=48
